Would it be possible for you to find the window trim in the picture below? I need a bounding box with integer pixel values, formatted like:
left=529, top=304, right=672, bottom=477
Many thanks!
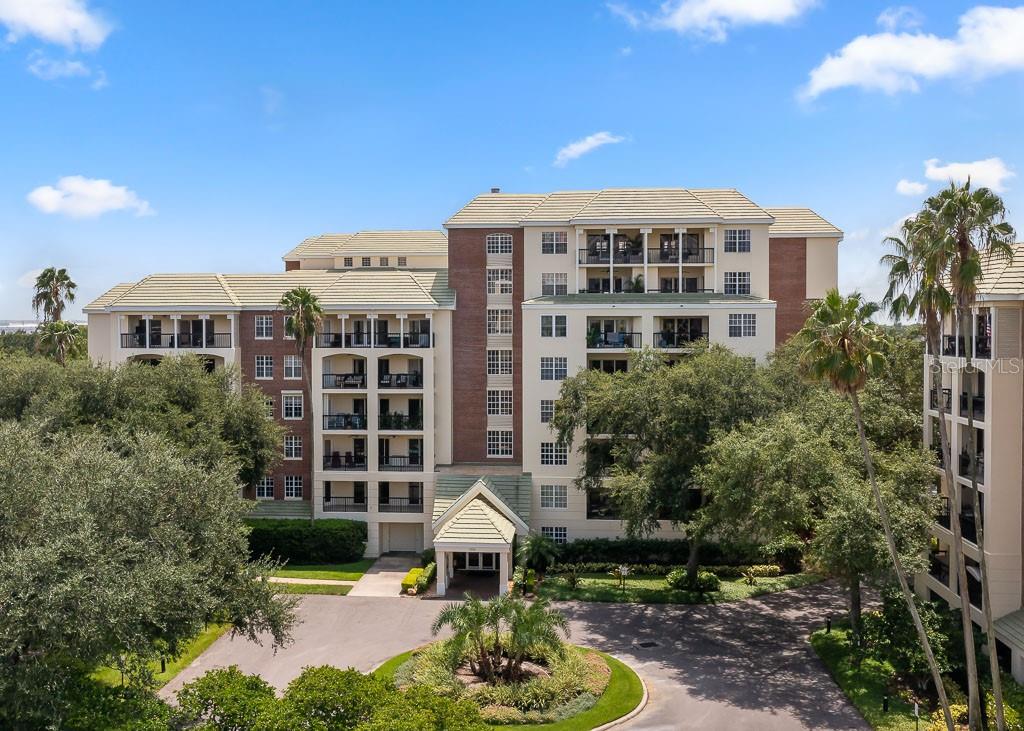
left=540, top=441, right=568, bottom=465
left=284, top=434, right=302, bottom=461
left=254, top=354, right=273, bottom=380
left=255, top=476, right=274, bottom=500
left=540, top=356, right=568, bottom=381
left=540, top=399, right=554, bottom=424
left=254, top=315, right=273, bottom=340
left=487, top=268, right=514, bottom=295
left=487, top=349, right=513, bottom=375
left=486, top=429, right=514, bottom=458
left=540, top=314, right=568, bottom=338
left=486, top=389, right=514, bottom=416
left=487, top=308, right=513, bottom=335
left=723, top=271, right=751, bottom=296
left=283, top=354, right=302, bottom=380
left=541, top=526, right=568, bottom=544
left=728, top=313, right=757, bottom=338
left=486, top=233, right=514, bottom=255
left=284, top=475, right=303, bottom=500
left=541, top=231, right=568, bottom=255
left=724, top=229, right=752, bottom=253
left=540, top=483, right=568, bottom=510
left=541, top=272, right=569, bottom=296
left=282, top=391, right=304, bottom=420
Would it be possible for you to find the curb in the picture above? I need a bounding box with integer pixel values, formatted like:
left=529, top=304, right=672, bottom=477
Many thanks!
left=593, top=653, right=649, bottom=731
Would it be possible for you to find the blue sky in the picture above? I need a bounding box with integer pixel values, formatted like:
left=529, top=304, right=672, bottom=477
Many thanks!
left=2, top=0, right=1023, bottom=320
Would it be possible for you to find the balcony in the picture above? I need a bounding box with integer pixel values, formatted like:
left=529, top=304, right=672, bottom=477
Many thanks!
left=656, top=331, right=706, bottom=348
left=120, top=332, right=232, bottom=349
left=322, top=454, right=368, bottom=471
left=941, top=335, right=993, bottom=359
left=322, top=373, right=367, bottom=389
left=930, top=388, right=952, bottom=412
left=958, top=451, right=984, bottom=482
left=378, top=413, right=423, bottom=430
left=929, top=550, right=950, bottom=585
left=961, top=512, right=978, bottom=544
left=587, top=332, right=641, bottom=349
left=323, top=496, right=367, bottom=512
left=323, top=413, right=368, bottom=430
left=959, top=393, right=985, bottom=420
left=578, top=249, right=611, bottom=265
left=647, top=248, right=714, bottom=264
left=942, top=335, right=961, bottom=356
left=378, top=372, right=423, bottom=389
left=378, top=496, right=424, bottom=513
left=316, top=332, right=432, bottom=349
left=935, top=496, right=951, bottom=530
left=178, top=332, right=232, bottom=348
left=379, top=455, right=422, bottom=472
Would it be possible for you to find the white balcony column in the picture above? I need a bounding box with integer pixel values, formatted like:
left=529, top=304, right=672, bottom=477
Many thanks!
left=144, top=316, right=152, bottom=349
left=425, top=312, right=433, bottom=348
left=228, top=313, right=237, bottom=349
left=368, top=314, right=378, bottom=348
left=675, top=228, right=687, bottom=293
left=710, top=226, right=718, bottom=293
left=436, top=550, right=448, bottom=596
left=605, top=228, right=617, bottom=294
left=972, top=308, right=978, bottom=359
left=170, top=315, right=180, bottom=349
left=339, top=314, right=348, bottom=344
left=641, top=228, right=651, bottom=293
left=575, top=229, right=582, bottom=294
left=398, top=314, right=406, bottom=349
left=498, top=549, right=511, bottom=596
left=201, top=315, right=208, bottom=347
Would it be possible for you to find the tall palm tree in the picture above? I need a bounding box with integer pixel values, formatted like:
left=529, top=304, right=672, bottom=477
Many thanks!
left=927, top=180, right=1016, bottom=730
left=882, top=213, right=982, bottom=727
left=279, top=287, right=323, bottom=522
left=798, top=290, right=953, bottom=731
left=31, top=267, right=77, bottom=323
left=502, top=596, right=570, bottom=682
left=36, top=321, right=82, bottom=366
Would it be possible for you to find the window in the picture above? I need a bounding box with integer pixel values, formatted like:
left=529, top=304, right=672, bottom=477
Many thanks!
left=486, top=233, right=513, bottom=254
left=255, top=476, right=274, bottom=499
left=343, top=257, right=353, bottom=267
left=285, top=475, right=303, bottom=499
left=284, top=435, right=302, bottom=459
left=487, top=309, right=513, bottom=335
left=380, top=256, right=389, bottom=267
left=487, top=430, right=513, bottom=457
left=541, top=526, right=568, bottom=544
left=540, top=315, right=567, bottom=338
left=540, top=399, right=554, bottom=423
left=728, top=313, right=757, bottom=337
left=283, top=393, right=304, bottom=419
left=487, top=349, right=513, bottom=375
left=255, top=315, right=273, bottom=339
left=724, top=272, right=751, bottom=295
left=398, top=256, right=407, bottom=267
left=487, top=389, right=513, bottom=415
left=283, top=316, right=295, bottom=340
left=541, top=231, right=568, bottom=255
left=255, top=355, right=273, bottom=379
left=541, top=273, right=568, bottom=296
left=540, top=357, right=567, bottom=381
left=540, top=441, right=568, bottom=465
left=487, top=268, right=513, bottom=295
left=724, top=229, right=751, bottom=253
left=284, top=354, right=302, bottom=379
left=361, top=256, right=371, bottom=267
left=540, top=484, right=568, bottom=509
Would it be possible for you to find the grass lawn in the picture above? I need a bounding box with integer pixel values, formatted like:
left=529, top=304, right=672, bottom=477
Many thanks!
left=375, top=647, right=644, bottom=730
left=271, top=558, right=374, bottom=581
left=810, top=626, right=921, bottom=731
left=536, top=572, right=823, bottom=604
left=274, top=583, right=352, bottom=595
left=93, top=623, right=230, bottom=688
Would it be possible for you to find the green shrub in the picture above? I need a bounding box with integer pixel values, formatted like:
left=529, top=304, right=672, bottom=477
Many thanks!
left=276, top=666, right=393, bottom=729
left=415, top=562, right=437, bottom=593
left=421, top=548, right=435, bottom=567
left=358, top=685, right=486, bottom=730
left=176, top=666, right=276, bottom=731
left=666, top=569, right=720, bottom=593
left=563, top=563, right=582, bottom=589
left=556, top=537, right=761, bottom=566
left=401, top=568, right=425, bottom=593
left=247, top=519, right=366, bottom=564
left=759, top=535, right=805, bottom=574
left=665, top=568, right=688, bottom=589
left=748, top=564, right=782, bottom=577
left=58, top=678, right=172, bottom=731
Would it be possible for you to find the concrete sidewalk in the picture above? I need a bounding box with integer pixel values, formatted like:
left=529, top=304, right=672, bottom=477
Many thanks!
left=268, top=577, right=355, bottom=586
left=347, top=555, right=420, bottom=597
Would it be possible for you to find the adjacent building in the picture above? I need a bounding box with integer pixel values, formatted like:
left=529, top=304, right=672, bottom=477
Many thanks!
left=85, top=187, right=841, bottom=595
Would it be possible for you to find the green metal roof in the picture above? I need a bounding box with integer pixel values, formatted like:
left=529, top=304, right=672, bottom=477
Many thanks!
left=994, top=608, right=1024, bottom=651
left=432, top=474, right=532, bottom=524
left=523, top=293, right=773, bottom=306
left=434, top=497, right=516, bottom=544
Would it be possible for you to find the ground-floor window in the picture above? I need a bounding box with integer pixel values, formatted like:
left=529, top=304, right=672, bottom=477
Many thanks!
left=255, top=476, right=274, bottom=499
left=285, top=475, right=303, bottom=499
left=541, top=526, right=568, bottom=544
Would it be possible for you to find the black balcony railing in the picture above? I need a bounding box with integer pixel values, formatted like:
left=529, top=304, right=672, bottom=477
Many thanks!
left=378, top=413, right=423, bottom=430
left=323, top=454, right=368, bottom=471
left=936, top=496, right=951, bottom=529
left=976, top=335, right=992, bottom=359
left=378, top=372, right=424, bottom=389
left=378, top=496, right=424, bottom=513
left=961, top=512, right=978, bottom=544
left=959, top=451, right=984, bottom=482
left=177, top=332, right=232, bottom=348
left=646, top=248, right=715, bottom=264
left=121, top=333, right=173, bottom=348
left=578, top=249, right=611, bottom=265
left=959, top=393, right=985, bottom=419
left=316, top=331, right=432, bottom=349
left=323, top=496, right=367, bottom=512
left=943, top=335, right=962, bottom=356
left=587, top=332, right=641, bottom=349
left=379, top=455, right=422, bottom=471
left=930, top=387, right=952, bottom=412
left=929, top=551, right=950, bottom=585
left=322, top=373, right=367, bottom=389
left=612, top=249, right=645, bottom=264
left=323, top=413, right=368, bottom=430
left=656, top=331, right=706, bottom=348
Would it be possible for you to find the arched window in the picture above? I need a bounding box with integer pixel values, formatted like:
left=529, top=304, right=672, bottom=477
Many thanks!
left=485, top=233, right=513, bottom=255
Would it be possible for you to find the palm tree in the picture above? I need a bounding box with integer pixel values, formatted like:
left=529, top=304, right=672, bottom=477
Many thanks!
left=36, top=321, right=82, bottom=366
left=31, top=267, right=77, bottom=323
left=883, top=213, right=982, bottom=728
left=430, top=594, right=499, bottom=681
left=927, top=180, right=1016, bottom=730
left=502, top=596, right=570, bottom=682
left=798, top=290, right=953, bottom=731
left=516, top=532, right=559, bottom=583
left=279, top=287, right=323, bottom=522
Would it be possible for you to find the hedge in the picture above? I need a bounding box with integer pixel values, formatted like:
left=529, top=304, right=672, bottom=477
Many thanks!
left=416, top=562, right=437, bottom=593
left=550, top=562, right=784, bottom=578
left=401, top=568, right=424, bottom=593
left=555, top=537, right=765, bottom=567
left=246, top=519, right=367, bottom=564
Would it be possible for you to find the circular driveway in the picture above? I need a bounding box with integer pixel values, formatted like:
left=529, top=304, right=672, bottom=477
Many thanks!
left=162, top=582, right=867, bottom=730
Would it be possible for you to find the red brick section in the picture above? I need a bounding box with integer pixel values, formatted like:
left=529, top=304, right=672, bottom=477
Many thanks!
left=284, top=261, right=300, bottom=271
left=447, top=227, right=524, bottom=464
left=768, top=237, right=809, bottom=346
left=238, top=311, right=312, bottom=501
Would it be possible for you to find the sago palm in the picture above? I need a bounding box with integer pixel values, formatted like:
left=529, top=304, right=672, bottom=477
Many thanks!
left=927, top=180, right=1016, bottom=730
left=798, top=290, right=953, bottom=731
left=32, top=267, right=77, bottom=323
left=36, top=321, right=82, bottom=366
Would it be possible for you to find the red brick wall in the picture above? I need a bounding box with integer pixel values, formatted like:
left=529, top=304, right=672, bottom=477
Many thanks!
left=284, top=260, right=300, bottom=271
left=768, top=237, right=808, bottom=346
left=238, top=311, right=312, bottom=500
left=448, top=227, right=524, bottom=464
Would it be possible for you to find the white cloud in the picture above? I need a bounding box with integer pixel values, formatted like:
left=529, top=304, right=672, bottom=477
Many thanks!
left=801, top=5, right=1024, bottom=99
left=619, top=46, right=633, bottom=56
left=17, top=268, right=43, bottom=288
left=895, top=178, right=927, bottom=196
left=610, top=0, right=817, bottom=42
left=924, top=157, right=1015, bottom=192
left=27, top=53, right=89, bottom=80
left=260, top=85, right=283, bottom=116
left=877, top=6, right=924, bottom=32
left=553, top=131, right=625, bottom=167
left=0, top=0, right=110, bottom=50
left=27, top=176, right=153, bottom=218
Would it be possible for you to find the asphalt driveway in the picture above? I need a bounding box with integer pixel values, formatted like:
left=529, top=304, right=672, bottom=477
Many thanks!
left=162, top=582, right=868, bottom=730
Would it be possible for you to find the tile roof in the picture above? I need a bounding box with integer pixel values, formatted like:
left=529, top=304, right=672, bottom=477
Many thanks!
left=520, top=191, right=600, bottom=222
left=445, top=193, right=549, bottom=226
left=84, top=269, right=455, bottom=311
left=690, top=189, right=774, bottom=221
left=765, top=207, right=843, bottom=237
left=283, top=230, right=448, bottom=260
left=972, top=243, right=1024, bottom=297
left=432, top=474, right=532, bottom=524
left=434, top=496, right=516, bottom=544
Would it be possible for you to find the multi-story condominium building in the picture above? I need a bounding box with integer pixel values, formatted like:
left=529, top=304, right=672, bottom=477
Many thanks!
left=85, top=188, right=841, bottom=595
left=919, top=244, right=1024, bottom=681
